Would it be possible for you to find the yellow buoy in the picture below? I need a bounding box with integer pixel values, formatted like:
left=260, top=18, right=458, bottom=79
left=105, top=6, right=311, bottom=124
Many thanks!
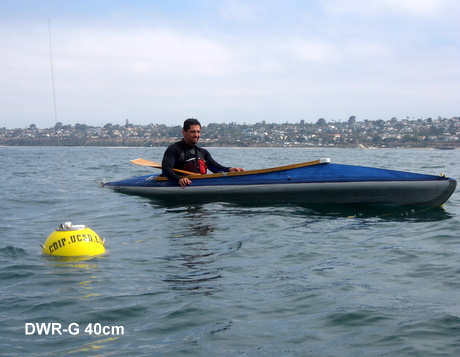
left=41, top=222, right=105, bottom=257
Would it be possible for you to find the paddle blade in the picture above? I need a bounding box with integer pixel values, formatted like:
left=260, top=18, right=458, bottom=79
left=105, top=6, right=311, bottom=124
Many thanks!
left=130, top=158, right=162, bottom=168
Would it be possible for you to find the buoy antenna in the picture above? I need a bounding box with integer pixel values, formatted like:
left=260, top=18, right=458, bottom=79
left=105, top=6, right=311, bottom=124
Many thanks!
left=48, top=20, right=59, bottom=127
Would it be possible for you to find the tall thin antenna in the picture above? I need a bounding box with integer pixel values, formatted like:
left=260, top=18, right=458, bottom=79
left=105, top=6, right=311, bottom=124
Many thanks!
left=48, top=20, right=59, bottom=126
left=47, top=20, right=68, bottom=219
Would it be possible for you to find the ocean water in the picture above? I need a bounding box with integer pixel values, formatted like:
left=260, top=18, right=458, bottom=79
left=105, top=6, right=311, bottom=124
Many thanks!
left=1, top=146, right=459, bottom=357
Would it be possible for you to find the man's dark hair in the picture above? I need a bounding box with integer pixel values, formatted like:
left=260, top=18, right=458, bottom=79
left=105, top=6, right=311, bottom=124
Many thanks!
left=183, top=118, right=201, bottom=131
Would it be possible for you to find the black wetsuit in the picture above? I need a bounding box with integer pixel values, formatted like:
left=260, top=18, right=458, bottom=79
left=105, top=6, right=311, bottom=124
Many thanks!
left=161, top=139, right=231, bottom=183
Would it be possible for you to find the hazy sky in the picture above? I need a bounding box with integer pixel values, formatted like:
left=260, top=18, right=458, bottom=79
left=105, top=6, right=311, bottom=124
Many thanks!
left=1, top=0, right=459, bottom=128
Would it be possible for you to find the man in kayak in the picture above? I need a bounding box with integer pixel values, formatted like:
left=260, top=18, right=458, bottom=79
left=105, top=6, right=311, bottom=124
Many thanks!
left=162, top=118, right=245, bottom=187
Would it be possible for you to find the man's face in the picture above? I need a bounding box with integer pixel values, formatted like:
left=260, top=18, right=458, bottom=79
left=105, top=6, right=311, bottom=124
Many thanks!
left=183, top=124, right=201, bottom=145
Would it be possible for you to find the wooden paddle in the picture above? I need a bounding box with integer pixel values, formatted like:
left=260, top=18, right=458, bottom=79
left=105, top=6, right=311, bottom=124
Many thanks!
left=131, top=157, right=331, bottom=181
left=130, top=158, right=195, bottom=175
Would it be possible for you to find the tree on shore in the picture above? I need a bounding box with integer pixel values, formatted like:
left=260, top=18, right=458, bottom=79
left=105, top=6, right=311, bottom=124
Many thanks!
left=316, top=118, right=327, bottom=126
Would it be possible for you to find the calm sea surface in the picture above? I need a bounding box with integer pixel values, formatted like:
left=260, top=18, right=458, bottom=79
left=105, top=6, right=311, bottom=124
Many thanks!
left=1, top=146, right=459, bottom=356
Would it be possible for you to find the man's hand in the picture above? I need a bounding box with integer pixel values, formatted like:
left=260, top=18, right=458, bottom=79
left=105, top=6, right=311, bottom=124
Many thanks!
left=178, top=177, right=192, bottom=188
left=229, top=167, right=245, bottom=172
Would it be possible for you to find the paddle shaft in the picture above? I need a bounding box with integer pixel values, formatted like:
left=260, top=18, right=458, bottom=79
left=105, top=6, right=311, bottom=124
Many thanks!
left=130, top=158, right=195, bottom=175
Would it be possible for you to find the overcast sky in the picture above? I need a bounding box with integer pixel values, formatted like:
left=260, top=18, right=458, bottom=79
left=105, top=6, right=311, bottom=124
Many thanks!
left=1, top=0, right=459, bottom=129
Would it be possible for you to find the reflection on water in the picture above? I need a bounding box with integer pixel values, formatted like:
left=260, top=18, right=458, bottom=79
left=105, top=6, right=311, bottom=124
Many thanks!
left=153, top=199, right=454, bottom=222
left=181, top=206, right=216, bottom=236
left=161, top=206, right=235, bottom=296
left=40, top=255, right=107, bottom=300
left=42, top=254, right=105, bottom=267
left=156, top=201, right=453, bottom=298
left=301, top=204, right=453, bottom=222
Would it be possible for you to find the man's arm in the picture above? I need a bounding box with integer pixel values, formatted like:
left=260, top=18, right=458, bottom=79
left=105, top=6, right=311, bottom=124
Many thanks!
left=161, top=145, right=182, bottom=182
left=201, top=148, right=245, bottom=173
left=202, top=148, right=230, bottom=173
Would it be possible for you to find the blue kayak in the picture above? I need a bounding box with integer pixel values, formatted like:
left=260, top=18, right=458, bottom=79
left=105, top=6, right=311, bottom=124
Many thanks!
left=103, top=158, right=456, bottom=207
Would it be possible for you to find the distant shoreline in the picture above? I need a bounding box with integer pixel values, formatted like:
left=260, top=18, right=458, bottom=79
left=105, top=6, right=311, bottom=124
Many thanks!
left=0, top=145, right=456, bottom=150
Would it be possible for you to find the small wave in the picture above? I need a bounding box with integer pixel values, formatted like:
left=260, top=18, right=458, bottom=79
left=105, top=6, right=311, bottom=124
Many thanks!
left=0, top=246, right=28, bottom=258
